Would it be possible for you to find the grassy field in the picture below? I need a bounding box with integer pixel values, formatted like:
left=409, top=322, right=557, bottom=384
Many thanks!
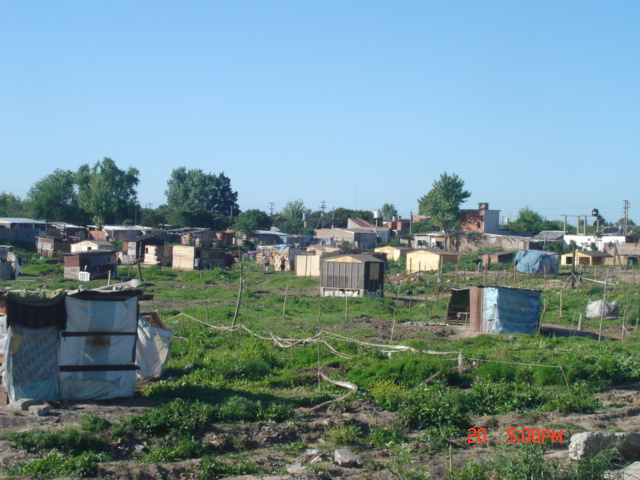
left=1, top=249, right=639, bottom=479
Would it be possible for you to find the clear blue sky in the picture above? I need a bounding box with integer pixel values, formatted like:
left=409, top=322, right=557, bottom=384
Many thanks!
left=1, top=1, right=638, bottom=227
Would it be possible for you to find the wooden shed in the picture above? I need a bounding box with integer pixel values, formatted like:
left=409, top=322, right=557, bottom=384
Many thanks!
left=63, top=250, right=118, bottom=281
left=143, top=245, right=173, bottom=266
left=295, top=249, right=343, bottom=277
left=320, top=254, right=385, bottom=297
left=37, top=237, right=71, bottom=258
left=172, top=246, right=226, bottom=271
left=374, top=245, right=412, bottom=262
left=406, top=249, right=459, bottom=274
left=479, top=251, right=513, bottom=269
left=561, top=251, right=612, bottom=266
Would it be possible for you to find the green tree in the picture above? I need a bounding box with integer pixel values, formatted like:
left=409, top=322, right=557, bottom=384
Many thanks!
left=328, top=208, right=374, bottom=228
left=137, top=207, right=166, bottom=228
left=76, top=158, right=140, bottom=227
left=273, top=199, right=312, bottom=234
left=234, top=209, right=272, bottom=238
left=165, top=167, right=239, bottom=218
left=417, top=172, right=471, bottom=245
left=26, top=169, right=84, bottom=224
left=0, top=192, right=27, bottom=218
left=381, top=203, right=398, bottom=222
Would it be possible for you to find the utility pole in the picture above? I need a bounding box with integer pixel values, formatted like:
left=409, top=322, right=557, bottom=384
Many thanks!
left=269, top=202, right=275, bottom=216
left=623, top=200, right=630, bottom=235
left=316, top=201, right=326, bottom=229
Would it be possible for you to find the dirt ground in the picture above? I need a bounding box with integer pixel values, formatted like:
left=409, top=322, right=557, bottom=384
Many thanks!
left=1, top=385, right=639, bottom=479
left=0, top=318, right=637, bottom=479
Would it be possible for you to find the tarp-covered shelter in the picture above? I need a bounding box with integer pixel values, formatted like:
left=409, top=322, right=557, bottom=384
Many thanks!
left=514, top=249, right=559, bottom=274
left=447, top=285, right=541, bottom=334
left=0, top=288, right=172, bottom=405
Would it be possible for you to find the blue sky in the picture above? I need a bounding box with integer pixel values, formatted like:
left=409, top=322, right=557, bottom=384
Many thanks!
left=1, top=1, right=638, bottom=227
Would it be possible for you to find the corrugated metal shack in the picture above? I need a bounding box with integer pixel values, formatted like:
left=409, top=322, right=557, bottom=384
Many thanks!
left=320, top=253, right=385, bottom=297
left=63, top=250, right=118, bottom=281
left=447, top=285, right=541, bottom=334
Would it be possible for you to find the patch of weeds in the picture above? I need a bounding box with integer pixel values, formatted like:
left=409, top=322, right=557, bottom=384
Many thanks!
left=5, top=451, right=110, bottom=479
left=198, top=457, right=264, bottom=480
left=369, top=378, right=408, bottom=411
left=398, top=381, right=469, bottom=433
left=114, top=398, right=216, bottom=436
left=381, top=442, right=433, bottom=480
left=280, top=440, right=306, bottom=455
left=546, top=381, right=602, bottom=414
left=366, top=424, right=407, bottom=449
left=420, top=423, right=463, bottom=453
left=80, top=412, right=111, bottom=433
left=142, top=434, right=209, bottom=462
left=326, top=424, right=363, bottom=446
left=446, top=443, right=621, bottom=480
left=3, top=427, right=108, bottom=455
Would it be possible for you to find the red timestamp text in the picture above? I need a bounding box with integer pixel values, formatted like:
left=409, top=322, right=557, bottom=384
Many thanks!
left=467, top=428, right=563, bottom=444
left=507, top=428, right=562, bottom=444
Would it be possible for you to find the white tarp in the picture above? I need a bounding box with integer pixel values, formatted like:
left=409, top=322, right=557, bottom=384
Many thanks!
left=136, top=317, right=172, bottom=378
left=586, top=299, right=619, bottom=319
left=60, top=295, right=138, bottom=400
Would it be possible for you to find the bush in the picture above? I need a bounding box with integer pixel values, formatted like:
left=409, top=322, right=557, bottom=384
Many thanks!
left=398, top=382, right=469, bottom=433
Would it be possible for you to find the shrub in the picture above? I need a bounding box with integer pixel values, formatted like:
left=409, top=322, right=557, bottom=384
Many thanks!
left=369, top=378, right=408, bottom=411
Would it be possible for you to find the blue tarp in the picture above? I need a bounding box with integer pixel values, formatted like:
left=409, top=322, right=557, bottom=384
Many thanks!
left=514, top=249, right=558, bottom=274
left=484, top=287, right=541, bottom=334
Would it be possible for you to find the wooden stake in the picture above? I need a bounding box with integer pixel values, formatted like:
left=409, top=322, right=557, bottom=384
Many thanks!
left=598, top=271, right=609, bottom=343
left=282, top=284, right=289, bottom=323
left=559, top=290, right=563, bottom=319
left=578, top=313, right=583, bottom=331
left=231, top=260, right=244, bottom=327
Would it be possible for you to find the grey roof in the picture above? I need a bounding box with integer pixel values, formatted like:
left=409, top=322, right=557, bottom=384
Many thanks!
left=322, top=253, right=385, bottom=263
left=532, top=231, right=565, bottom=242
left=0, top=217, right=46, bottom=225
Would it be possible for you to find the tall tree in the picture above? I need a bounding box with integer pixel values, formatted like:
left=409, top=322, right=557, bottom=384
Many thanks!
left=381, top=203, right=398, bottom=222
left=76, top=158, right=140, bottom=227
left=418, top=172, right=471, bottom=247
left=165, top=168, right=239, bottom=218
left=234, top=209, right=272, bottom=238
left=0, top=192, right=27, bottom=218
left=27, top=169, right=84, bottom=224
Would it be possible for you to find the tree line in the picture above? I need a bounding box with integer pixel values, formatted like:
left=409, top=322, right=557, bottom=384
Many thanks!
left=1, top=162, right=634, bottom=239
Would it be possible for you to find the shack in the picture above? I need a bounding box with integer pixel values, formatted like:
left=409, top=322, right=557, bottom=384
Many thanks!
left=320, top=253, right=385, bottom=297
left=561, top=251, right=612, bottom=266
left=405, top=249, right=459, bottom=274
left=0, top=286, right=171, bottom=404
left=172, top=245, right=226, bottom=270
left=447, top=285, right=541, bottom=334
left=0, top=246, right=21, bottom=280
left=37, top=236, right=72, bottom=258
left=63, top=250, right=118, bottom=281
left=70, top=240, right=115, bottom=253
left=374, top=245, right=412, bottom=262
left=479, top=251, right=513, bottom=269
